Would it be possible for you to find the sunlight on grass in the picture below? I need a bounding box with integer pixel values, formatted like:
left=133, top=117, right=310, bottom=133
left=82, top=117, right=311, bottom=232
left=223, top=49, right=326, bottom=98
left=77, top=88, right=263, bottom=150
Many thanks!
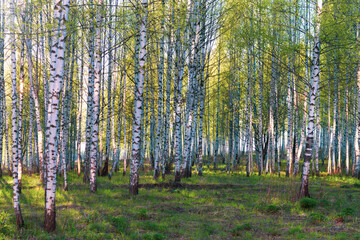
left=0, top=165, right=359, bottom=239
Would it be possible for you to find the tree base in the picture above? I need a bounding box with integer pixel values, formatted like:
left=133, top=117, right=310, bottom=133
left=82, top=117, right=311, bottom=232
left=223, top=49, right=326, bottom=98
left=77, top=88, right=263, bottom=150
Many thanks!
left=174, top=171, right=181, bottom=183
left=15, top=211, right=24, bottom=228
left=181, top=167, right=191, bottom=178
left=130, top=183, right=138, bottom=195
left=101, top=158, right=109, bottom=176
left=44, top=209, right=56, bottom=232
left=154, top=169, right=160, bottom=180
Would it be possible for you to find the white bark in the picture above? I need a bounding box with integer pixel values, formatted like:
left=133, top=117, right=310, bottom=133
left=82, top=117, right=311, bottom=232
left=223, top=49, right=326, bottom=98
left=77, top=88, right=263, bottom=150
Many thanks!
left=299, top=0, right=322, bottom=198
left=130, top=0, right=148, bottom=194
left=90, top=1, right=103, bottom=192
left=10, top=0, right=24, bottom=226
left=44, top=0, right=70, bottom=232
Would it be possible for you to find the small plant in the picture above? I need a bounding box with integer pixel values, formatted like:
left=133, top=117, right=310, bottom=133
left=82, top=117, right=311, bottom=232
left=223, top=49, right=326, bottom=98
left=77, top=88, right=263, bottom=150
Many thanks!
left=300, top=197, right=317, bottom=209
left=308, top=213, right=326, bottom=224
left=319, top=199, right=331, bottom=207
left=231, top=223, right=253, bottom=236
left=0, top=211, right=12, bottom=236
left=266, top=204, right=281, bottom=214
left=89, top=222, right=108, bottom=233
left=268, top=228, right=281, bottom=236
left=334, top=213, right=345, bottom=223
left=141, top=221, right=165, bottom=232
left=346, top=193, right=353, bottom=201
left=341, top=207, right=355, bottom=216
left=203, top=222, right=217, bottom=235
left=287, top=226, right=303, bottom=235
left=152, top=233, right=166, bottom=240
left=136, top=208, right=149, bottom=220
left=354, top=182, right=360, bottom=188
left=340, top=184, right=351, bottom=189
left=111, top=216, right=130, bottom=233
left=142, top=233, right=154, bottom=240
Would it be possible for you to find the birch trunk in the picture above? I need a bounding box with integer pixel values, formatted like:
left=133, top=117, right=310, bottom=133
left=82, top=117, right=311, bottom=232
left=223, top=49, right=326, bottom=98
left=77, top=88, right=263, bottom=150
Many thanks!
left=44, top=0, right=70, bottom=232
left=10, top=0, right=24, bottom=226
left=0, top=1, right=4, bottom=177
left=103, top=0, right=113, bottom=176
left=355, top=62, right=360, bottom=178
left=174, top=24, right=186, bottom=183
left=90, top=1, right=103, bottom=192
left=84, top=0, right=96, bottom=183
left=163, top=2, right=174, bottom=175
left=130, top=0, right=148, bottom=194
left=299, top=0, right=322, bottom=198
left=18, top=36, right=25, bottom=192
left=154, top=17, right=165, bottom=179
left=77, top=42, right=84, bottom=176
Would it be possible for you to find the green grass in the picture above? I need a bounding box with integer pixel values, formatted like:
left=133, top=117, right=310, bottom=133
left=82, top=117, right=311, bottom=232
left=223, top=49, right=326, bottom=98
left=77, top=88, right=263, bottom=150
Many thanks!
left=0, top=162, right=359, bottom=239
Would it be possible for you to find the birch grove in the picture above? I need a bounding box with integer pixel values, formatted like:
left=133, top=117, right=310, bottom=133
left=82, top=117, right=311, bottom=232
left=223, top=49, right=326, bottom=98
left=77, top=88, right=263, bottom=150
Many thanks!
left=1, top=0, right=360, bottom=234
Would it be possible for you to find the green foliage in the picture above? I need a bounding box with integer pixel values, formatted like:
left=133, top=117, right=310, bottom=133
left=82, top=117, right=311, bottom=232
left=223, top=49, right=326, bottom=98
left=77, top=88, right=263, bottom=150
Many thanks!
left=142, top=233, right=166, bottom=240
left=267, top=228, right=281, bottom=236
left=319, top=199, right=331, bottom=208
left=0, top=211, right=12, bottom=236
left=140, top=221, right=165, bottom=232
left=152, top=233, right=166, bottom=240
left=340, top=184, right=351, bottom=189
left=354, top=182, right=360, bottom=188
left=202, top=222, right=217, bottom=235
left=265, top=204, right=281, bottom=214
left=89, top=221, right=111, bottom=233
left=336, top=232, right=352, bottom=240
left=136, top=208, right=149, bottom=220
left=0, top=171, right=359, bottom=239
left=341, top=207, right=355, bottom=216
left=308, top=213, right=326, bottom=224
left=111, top=216, right=130, bottom=233
left=300, top=197, right=317, bottom=209
left=346, top=193, right=353, bottom=201
left=335, top=213, right=346, bottom=223
left=287, top=226, right=303, bottom=235
left=231, top=223, right=253, bottom=236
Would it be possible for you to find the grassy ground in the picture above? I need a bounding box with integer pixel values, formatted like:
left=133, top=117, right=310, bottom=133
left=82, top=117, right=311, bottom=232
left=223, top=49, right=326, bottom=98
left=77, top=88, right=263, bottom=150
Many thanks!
left=0, top=163, right=360, bottom=240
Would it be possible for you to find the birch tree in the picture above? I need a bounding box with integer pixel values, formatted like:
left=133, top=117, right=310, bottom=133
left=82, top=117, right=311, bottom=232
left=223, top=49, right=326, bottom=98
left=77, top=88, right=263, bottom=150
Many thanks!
left=299, top=0, right=322, bottom=198
left=130, top=0, right=148, bottom=194
left=11, top=0, right=24, bottom=227
left=44, top=0, right=70, bottom=232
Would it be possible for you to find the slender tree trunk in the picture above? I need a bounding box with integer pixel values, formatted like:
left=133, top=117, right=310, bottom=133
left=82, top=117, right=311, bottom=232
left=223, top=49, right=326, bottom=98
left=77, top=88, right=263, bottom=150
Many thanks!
left=130, top=0, right=148, bottom=194
left=174, top=23, right=186, bottom=183
left=0, top=1, right=4, bottom=178
left=84, top=0, right=96, bottom=183
left=10, top=0, right=24, bottom=226
left=153, top=17, right=165, bottom=179
left=299, top=0, right=322, bottom=198
left=103, top=0, right=113, bottom=177
left=355, top=62, right=360, bottom=178
left=44, top=0, right=70, bottom=232
left=315, top=90, right=320, bottom=176
left=122, top=47, right=127, bottom=176
left=214, top=41, right=220, bottom=170
left=90, top=1, right=103, bottom=192
left=327, top=81, right=332, bottom=174
left=76, top=43, right=84, bottom=176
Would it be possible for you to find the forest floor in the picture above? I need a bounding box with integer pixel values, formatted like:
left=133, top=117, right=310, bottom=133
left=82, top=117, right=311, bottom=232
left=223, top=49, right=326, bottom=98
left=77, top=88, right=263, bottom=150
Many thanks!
left=0, top=163, right=360, bottom=240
